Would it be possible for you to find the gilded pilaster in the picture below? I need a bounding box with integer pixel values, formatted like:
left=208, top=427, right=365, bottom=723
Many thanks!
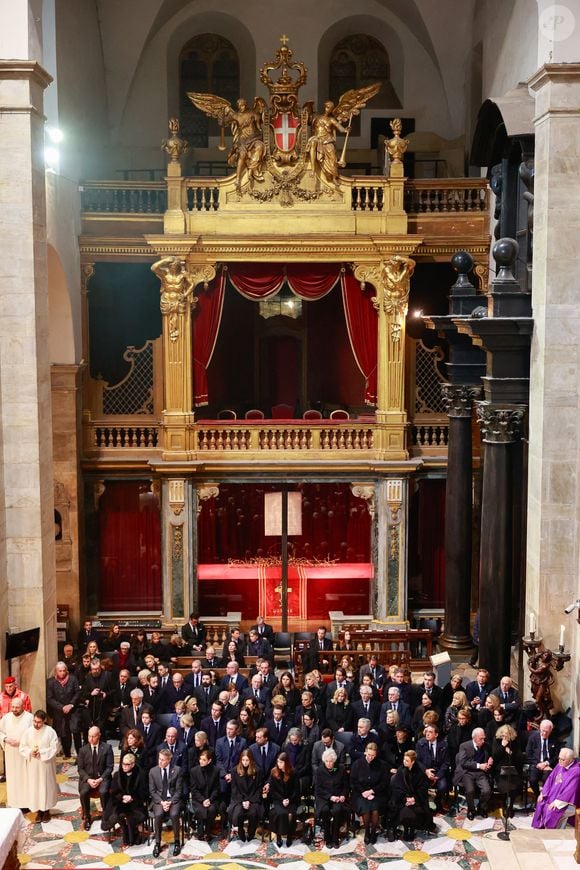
left=162, top=478, right=194, bottom=623
left=354, top=256, right=415, bottom=458
left=151, top=257, right=216, bottom=459
left=374, top=478, right=408, bottom=625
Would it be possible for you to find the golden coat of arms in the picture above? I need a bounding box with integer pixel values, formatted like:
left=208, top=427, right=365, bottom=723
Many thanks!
left=187, top=35, right=380, bottom=206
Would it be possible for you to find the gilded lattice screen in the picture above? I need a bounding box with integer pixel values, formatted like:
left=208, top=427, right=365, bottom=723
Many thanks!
left=412, top=339, right=446, bottom=414
left=102, top=341, right=155, bottom=415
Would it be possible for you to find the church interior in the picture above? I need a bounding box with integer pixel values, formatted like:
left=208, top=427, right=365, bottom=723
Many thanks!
left=0, top=0, right=579, bottom=866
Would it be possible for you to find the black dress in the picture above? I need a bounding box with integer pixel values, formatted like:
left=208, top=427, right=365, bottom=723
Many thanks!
left=268, top=770, right=300, bottom=835
left=390, top=763, right=433, bottom=833
left=350, top=756, right=389, bottom=813
left=190, top=762, right=220, bottom=826
left=315, top=764, right=350, bottom=831
left=103, top=767, right=147, bottom=843
left=326, top=701, right=354, bottom=733
left=229, top=770, right=264, bottom=837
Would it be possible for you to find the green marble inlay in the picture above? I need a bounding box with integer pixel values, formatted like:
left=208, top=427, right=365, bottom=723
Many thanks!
left=171, top=524, right=184, bottom=618
left=387, top=529, right=400, bottom=616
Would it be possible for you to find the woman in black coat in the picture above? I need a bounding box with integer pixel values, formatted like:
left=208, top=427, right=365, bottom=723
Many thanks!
left=446, top=708, right=473, bottom=774
left=46, top=663, right=83, bottom=757
left=190, top=749, right=221, bottom=840
left=491, top=724, right=525, bottom=817
left=350, top=742, right=389, bottom=844
left=314, top=748, right=350, bottom=849
left=229, top=749, right=264, bottom=841
left=390, top=750, right=436, bottom=841
left=219, top=640, right=245, bottom=668
left=325, top=687, right=354, bottom=733
left=282, top=728, right=312, bottom=793
left=382, top=726, right=414, bottom=774
left=272, top=672, right=301, bottom=718
left=103, top=753, right=147, bottom=845
left=267, top=753, right=300, bottom=847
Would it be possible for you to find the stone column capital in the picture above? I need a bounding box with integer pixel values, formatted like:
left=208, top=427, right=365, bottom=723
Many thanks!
left=476, top=403, right=526, bottom=443
left=442, top=384, right=482, bottom=418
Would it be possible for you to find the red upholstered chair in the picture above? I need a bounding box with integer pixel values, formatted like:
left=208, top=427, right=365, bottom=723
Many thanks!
left=217, top=409, right=237, bottom=420
left=330, top=409, right=350, bottom=420
left=272, top=403, right=294, bottom=419
left=303, top=409, right=322, bottom=420
left=245, top=409, right=265, bottom=419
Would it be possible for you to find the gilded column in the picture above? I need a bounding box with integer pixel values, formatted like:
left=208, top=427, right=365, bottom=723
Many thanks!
left=354, top=256, right=415, bottom=459
left=162, top=478, right=195, bottom=623
left=477, top=403, right=526, bottom=683
left=151, top=257, right=216, bottom=459
left=374, top=478, right=408, bottom=625
left=439, top=384, right=481, bottom=653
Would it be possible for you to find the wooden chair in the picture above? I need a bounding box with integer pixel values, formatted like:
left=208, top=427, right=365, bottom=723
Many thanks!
left=330, top=409, right=349, bottom=420
left=303, top=409, right=322, bottom=420
left=245, top=409, right=265, bottom=419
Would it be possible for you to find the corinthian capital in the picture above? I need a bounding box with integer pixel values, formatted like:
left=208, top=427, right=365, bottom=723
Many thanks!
left=476, top=403, right=526, bottom=443
left=441, top=384, right=482, bottom=418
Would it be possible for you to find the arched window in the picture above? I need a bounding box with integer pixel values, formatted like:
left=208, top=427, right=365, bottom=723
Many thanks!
left=329, top=34, right=401, bottom=135
left=179, top=34, right=240, bottom=148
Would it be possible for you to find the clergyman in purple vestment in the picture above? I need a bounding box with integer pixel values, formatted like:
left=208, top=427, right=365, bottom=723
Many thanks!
left=532, top=748, right=580, bottom=829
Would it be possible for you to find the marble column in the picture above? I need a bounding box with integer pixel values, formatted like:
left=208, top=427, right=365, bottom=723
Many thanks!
left=374, top=477, right=408, bottom=626
left=0, top=32, right=56, bottom=699
left=439, top=385, right=480, bottom=653
left=477, top=404, right=526, bottom=683
left=526, top=61, right=580, bottom=719
left=162, top=479, right=195, bottom=623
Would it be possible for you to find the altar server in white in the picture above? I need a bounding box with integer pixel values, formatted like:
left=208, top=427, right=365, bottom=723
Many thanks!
left=0, top=697, right=34, bottom=810
left=19, top=710, right=60, bottom=822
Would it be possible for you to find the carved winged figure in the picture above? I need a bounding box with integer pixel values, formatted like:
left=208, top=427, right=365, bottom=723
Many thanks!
left=307, top=83, right=381, bottom=190
left=187, top=92, right=267, bottom=191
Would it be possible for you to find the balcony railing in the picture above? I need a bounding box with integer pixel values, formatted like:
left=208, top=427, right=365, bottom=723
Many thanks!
left=196, top=421, right=375, bottom=453
left=80, top=181, right=167, bottom=214
left=404, top=178, right=489, bottom=214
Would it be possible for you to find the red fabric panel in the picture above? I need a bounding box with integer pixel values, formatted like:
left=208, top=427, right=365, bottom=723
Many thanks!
left=340, top=271, right=378, bottom=405
left=197, top=566, right=260, bottom=618
left=193, top=269, right=226, bottom=407
left=227, top=264, right=284, bottom=299
left=286, top=263, right=340, bottom=299
left=98, top=482, right=161, bottom=611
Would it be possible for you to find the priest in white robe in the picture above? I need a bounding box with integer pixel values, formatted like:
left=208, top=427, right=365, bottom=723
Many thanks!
left=19, top=709, right=60, bottom=822
left=0, top=697, right=33, bottom=810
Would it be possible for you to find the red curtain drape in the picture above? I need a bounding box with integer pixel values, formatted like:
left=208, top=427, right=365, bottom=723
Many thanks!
left=98, top=481, right=161, bottom=611
left=286, top=264, right=340, bottom=299
left=227, top=264, right=284, bottom=299
left=340, top=271, right=378, bottom=405
left=227, top=263, right=340, bottom=300
left=193, top=268, right=226, bottom=407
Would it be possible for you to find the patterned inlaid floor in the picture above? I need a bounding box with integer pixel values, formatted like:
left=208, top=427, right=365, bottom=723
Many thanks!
left=1, top=757, right=533, bottom=870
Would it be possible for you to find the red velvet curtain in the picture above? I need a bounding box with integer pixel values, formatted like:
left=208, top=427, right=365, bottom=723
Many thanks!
left=98, top=482, right=161, bottom=611
left=340, top=270, right=378, bottom=405
left=193, top=268, right=226, bottom=407
left=197, top=482, right=371, bottom=563
left=227, top=264, right=284, bottom=299
left=287, top=264, right=339, bottom=299
left=227, top=263, right=340, bottom=300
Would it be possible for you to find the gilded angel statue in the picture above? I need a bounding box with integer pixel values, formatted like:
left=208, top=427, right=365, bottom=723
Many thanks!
left=187, top=92, right=267, bottom=191
left=306, top=83, right=381, bottom=191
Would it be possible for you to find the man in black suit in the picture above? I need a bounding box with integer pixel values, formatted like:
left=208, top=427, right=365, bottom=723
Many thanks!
left=137, top=708, right=161, bottom=769
left=379, top=686, right=412, bottom=731
left=453, top=727, right=493, bottom=819
left=491, top=676, right=521, bottom=726
left=249, top=727, right=280, bottom=782
left=120, top=688, right=146, bottom=736
left=110, top=668, right=137, bottom=715
left=183, top=658, right=204, bottom=693
left=200, top=700, right=228, bottom=746
left=149, top=749, right=184, bottom=858
left=202, top=646, right=221, bottom=669
left=416, top=723, right=450, bottom=811
left=350, top=717, right=378, bottom=762
left=215, top=719, right=247, bottom=804
left=158, top=672, right=189, bottom=714
left=251, top=616, right=275, bottom=645
left=194, top=672, right=220, bottom=714
left=526, top=719, right=559, bottom=798
left=77, top=725, right=114, bottom=829
left=245, top=629, right=273, bottom=661
left=265, top=705, right=290, bottom=745
left=77, top=619, right=101, bottom=652
left=410, top=671, right=444, bottom=714
left=228, top=628, right=245, bottom=657
left=304, top=626, right=333, bottom=673
left=257, top=659, right=277, bottom=692
left=219, top=661, right=248, bottom=693
left=358, top=655, right=386, bottom=692
left=242, top=674, right=271, bottom=713
left=351, top=685, right=381, bottom=730
left=181, top=613, right=206, bottom=652
left=383, top=668, right=413, bottom=705
left=156, top=662, right=172, bottom=693
left=465, top=669, right=492, bottom=713
left=158, top=726, right=189, bottom=773
left=324, top=666, right=355, bottom=704
left=142, top=673, right=161, bottom=710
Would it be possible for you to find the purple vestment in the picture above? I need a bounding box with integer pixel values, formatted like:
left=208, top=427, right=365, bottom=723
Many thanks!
left=532, top=759, right=580, bottom=829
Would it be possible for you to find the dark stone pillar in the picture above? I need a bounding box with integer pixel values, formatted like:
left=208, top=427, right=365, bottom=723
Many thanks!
left=439, top=385, right=480, bottom=652
left=477, top=404, right=525, bottom=684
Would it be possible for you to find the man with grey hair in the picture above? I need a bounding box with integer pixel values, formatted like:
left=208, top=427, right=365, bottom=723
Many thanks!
left=453, top=727, right=493, bottom=819
left=46, top=660, right=82, bottom=758
left=380, top=685, right=412, bottom=730
left=120, top=688, right=145, bottom=735
left=532, top=747, right=580, bottom=829
left=526, top=718, right=558, bottom=799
